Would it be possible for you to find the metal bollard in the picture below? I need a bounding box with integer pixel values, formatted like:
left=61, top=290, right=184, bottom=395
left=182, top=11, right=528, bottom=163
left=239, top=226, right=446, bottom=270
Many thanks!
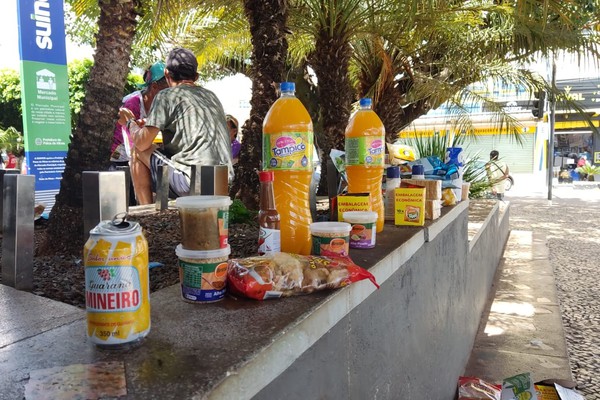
left=0, top=169, right=20, bottom=232
left=155, top=164, right=169, bottom=211
left=1, top=174, right=34, bottom=291
left=115, top=165, right=133, bottom=209
left=82, top=171, right=127, bottom=241
left=189, top=165, right=228, bottom=195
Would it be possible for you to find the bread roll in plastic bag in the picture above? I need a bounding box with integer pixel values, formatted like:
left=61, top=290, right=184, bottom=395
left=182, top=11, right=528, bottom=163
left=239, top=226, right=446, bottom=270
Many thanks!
left=227, top=252, right=379, bottom=300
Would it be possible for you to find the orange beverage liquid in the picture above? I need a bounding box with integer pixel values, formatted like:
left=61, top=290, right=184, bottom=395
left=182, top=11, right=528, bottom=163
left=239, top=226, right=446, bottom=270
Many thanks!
left=263, top=82, right=314, bottom=255
left=345, top=98, right=385, bottom=232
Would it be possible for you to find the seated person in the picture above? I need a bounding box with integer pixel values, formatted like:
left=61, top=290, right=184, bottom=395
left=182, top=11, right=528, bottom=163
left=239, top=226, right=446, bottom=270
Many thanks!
left=118, top=47, right=233, bottom=205
left=112, top=62, right=167, bottom=167
left=226, top=114, right=241, bottom=165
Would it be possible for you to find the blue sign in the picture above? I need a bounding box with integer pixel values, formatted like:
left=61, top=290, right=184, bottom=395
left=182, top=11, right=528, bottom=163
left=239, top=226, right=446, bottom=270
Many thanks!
left=17, top=0, right=67, bottom=65
left=17, top=0, right=70, bottom=212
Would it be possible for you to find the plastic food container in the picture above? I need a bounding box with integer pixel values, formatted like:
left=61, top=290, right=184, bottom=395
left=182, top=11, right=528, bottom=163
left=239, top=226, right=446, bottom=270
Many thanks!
left=343, top=211, right=378, bottom=249
left=309, top=222, right=351, bottom=257
left=175, top=245, right=230, bottom=303
left=176, top=195, right=232, bottom=250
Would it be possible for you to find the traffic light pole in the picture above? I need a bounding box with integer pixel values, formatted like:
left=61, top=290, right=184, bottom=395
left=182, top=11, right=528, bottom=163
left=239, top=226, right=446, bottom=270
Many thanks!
left=547, top=60, right=556, bottom=201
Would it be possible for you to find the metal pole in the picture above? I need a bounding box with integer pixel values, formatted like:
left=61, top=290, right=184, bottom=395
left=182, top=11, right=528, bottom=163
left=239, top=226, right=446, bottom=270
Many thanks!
left=189, top=165, right=228, bottom=195
left=82, top=171, right=127, bottom=241
left=202, top=165, right=228, bottom=195
left=155, top=164, right=169, bottom=211
left=547, top=60, right=556, bottom=200
left=0, top=169, right=20, bottom=233
left=189, top=165, right=200, bottom=195
left=1, top=174, right=35, bottom=291
left=115, top=165, right=133, bottom=209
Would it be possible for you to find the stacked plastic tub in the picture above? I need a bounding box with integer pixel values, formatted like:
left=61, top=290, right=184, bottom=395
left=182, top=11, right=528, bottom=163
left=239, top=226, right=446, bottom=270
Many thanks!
left=175, top=196, right=232, bottom=303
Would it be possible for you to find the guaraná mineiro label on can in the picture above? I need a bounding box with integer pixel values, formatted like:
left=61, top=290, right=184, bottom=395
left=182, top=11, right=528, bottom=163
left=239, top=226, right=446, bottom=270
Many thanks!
left=84, top=234, right=150, bottom=345
left=85, top=266, right=142, bottom=312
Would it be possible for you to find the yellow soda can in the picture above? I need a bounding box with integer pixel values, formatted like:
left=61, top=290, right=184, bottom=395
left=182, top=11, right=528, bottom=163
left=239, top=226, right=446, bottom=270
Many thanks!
left=84, top=214, right=150, bottom=347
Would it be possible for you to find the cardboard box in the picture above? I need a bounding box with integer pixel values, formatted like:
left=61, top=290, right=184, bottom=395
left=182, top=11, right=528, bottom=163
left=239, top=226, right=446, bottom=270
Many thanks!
left=394, top=187, right=425, bottom=226
left=425, top=199, right=441, bottom=220
left=337, top=193, right=371, bottom=222
left=401, top=178, right=442, bottom=200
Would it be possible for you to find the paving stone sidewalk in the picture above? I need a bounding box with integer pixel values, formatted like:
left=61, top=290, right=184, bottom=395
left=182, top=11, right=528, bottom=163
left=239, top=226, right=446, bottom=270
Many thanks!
left=505, top=178, right=600, bottom=398
left=465, top=227, right=572, bottom=384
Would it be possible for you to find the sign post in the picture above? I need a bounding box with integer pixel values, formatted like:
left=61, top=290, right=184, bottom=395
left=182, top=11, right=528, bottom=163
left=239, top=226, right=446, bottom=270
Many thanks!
left=16, top=0, right=71, bottom=211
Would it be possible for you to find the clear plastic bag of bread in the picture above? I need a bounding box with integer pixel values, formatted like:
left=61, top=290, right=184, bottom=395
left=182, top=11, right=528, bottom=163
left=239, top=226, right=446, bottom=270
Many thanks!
left=227, top=252, right=379, bottom=300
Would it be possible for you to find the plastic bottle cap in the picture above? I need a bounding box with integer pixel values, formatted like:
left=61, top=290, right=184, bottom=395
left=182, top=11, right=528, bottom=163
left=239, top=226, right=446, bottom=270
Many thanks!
left=412, top=164, right=425, bottom=176
left=387, top=166, right=400, bottom=178
left=280, top=82, right=295, bottom=92
left=259, top=171, right=274, bottom=182
left=359, top=98, right=372, bottom=108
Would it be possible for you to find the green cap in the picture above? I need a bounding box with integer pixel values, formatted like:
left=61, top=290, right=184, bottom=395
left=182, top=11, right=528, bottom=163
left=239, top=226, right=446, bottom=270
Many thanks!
left=138, top=61, right=165, bottom=88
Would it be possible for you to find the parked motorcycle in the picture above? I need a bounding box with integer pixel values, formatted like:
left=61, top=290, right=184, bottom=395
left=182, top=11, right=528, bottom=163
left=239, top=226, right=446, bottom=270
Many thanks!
left=504, top=175, right=514, bottom=191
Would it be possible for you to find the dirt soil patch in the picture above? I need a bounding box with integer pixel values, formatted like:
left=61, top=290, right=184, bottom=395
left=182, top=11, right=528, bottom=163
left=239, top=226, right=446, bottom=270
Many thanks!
left=0, top=209, right=259, bottom=309
left=1, top=200, right=492, bottom=309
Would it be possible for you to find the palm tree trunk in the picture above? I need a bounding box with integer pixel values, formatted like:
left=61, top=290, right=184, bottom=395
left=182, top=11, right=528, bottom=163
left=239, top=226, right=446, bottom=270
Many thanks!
left=309, top=32, right=353, bottom=197
left=376, top=87, right=430, bottom=143
left=41, top=0, right=138, bottom=255
left=231, top=0, right=289, bottom=210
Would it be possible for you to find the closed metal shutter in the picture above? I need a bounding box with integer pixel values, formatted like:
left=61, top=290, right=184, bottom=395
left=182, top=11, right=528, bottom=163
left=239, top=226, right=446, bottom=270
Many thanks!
left=460, top=132, right=535, bottom=173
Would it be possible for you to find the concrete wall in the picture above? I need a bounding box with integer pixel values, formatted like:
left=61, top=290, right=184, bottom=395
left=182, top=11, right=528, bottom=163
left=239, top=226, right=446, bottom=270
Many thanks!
left=254, top=204, right=510, bottom=400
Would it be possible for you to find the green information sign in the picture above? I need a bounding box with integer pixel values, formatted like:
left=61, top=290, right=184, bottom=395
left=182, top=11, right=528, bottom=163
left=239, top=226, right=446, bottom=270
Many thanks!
left=17, top=0, right=71, bottom=210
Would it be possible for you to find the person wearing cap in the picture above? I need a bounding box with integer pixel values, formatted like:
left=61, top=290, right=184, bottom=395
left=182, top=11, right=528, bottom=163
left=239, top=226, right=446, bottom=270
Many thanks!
left=112, top=62, right=167, bottom=166
left=119, top=47, right=233, bottom=204
left=226, top=114, right=241, bottom=165
left=485, top=150, right=509, bottom=200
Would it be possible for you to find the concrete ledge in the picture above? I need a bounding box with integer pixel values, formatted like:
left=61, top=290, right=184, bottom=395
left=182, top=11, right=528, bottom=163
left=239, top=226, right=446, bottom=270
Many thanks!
left=0, top=285, right=84, bottom=349
left=469, top=201, right=499, bottom=252
left=425, top=199, right=469, bottom=242
left=0, top=202, right=506, bottom=400
left=208, top=230, right=427, bottom=399
left=254, top=202, right=506, bottom=400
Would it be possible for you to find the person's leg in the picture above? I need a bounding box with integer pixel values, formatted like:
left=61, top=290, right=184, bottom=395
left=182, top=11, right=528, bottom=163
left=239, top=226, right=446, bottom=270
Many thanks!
left=130, top=145, right=156, bottom=205
left=169, top=169, right=190, bottom=198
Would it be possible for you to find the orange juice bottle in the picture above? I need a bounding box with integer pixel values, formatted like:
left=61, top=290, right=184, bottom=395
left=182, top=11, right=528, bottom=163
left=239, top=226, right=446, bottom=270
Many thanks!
left=345, top=98, right=385, bottom=232
left=263, top=82, right=314, bottom=255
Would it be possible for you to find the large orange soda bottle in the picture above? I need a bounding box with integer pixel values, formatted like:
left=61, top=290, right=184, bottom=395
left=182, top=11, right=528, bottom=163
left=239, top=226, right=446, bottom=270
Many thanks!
left=345, top=98, right=385, bottom=232
left=263, top=82, right=314, bottom=255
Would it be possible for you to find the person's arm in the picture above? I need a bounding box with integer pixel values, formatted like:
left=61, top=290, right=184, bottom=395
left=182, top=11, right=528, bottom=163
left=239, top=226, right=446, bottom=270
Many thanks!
left=127, top=121, right=159, bottom=152
left=119, top=107, right=159, bottom=151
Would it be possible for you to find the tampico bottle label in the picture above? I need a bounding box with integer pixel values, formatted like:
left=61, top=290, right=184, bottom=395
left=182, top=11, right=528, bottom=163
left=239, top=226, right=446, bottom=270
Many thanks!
left=345, top=137, right=384, bottom=166
left=263, top=131, right=313, bottom=170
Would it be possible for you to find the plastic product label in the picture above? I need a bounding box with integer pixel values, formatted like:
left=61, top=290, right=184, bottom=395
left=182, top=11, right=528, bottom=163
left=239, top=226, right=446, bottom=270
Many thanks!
left=179, top=259, right=228, bottom=302
left=345, top=137, right=384, bottom=166
left=258, top=227, right=281, bottom=255
left=349, top=222, right=376, bottom=248
left=311, top=235, right=350, bottom=257
left=263, top=131, right=313, bottom=171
